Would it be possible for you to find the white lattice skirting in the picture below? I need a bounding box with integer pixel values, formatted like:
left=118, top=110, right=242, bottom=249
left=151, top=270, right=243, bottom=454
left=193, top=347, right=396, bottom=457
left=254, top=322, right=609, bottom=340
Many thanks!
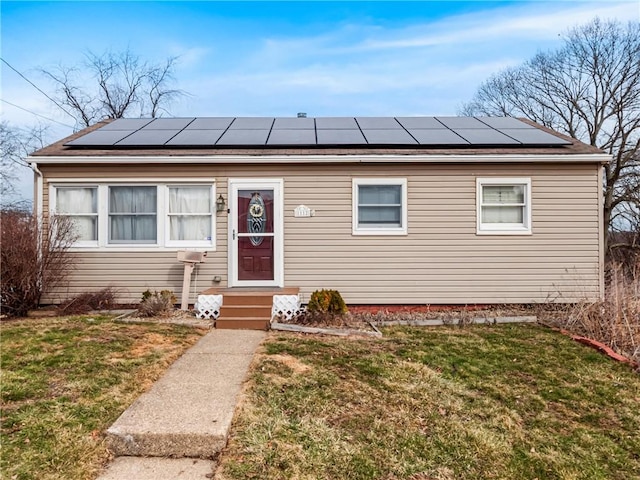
left=272, top=295, right=304, bottom=321
left=195, top=294, right=223, bottom=320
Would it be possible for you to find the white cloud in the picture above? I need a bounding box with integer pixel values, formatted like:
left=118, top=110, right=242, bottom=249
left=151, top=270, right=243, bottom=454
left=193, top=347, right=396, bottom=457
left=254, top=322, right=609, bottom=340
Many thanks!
left=176, top=0, right=637, bottom=119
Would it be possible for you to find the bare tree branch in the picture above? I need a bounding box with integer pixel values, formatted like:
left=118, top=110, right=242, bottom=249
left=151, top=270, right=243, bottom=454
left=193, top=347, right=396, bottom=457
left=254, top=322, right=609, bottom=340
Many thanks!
left=1, top=121, right=47, bottom=205
left=461, top=18, right=640, bottom=249
left=40, top=48, right=186, bottom=129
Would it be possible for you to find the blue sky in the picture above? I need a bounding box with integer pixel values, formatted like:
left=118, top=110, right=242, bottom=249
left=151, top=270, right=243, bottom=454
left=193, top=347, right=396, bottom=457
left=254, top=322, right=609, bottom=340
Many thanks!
left=1, top=0, right=638, bottom=201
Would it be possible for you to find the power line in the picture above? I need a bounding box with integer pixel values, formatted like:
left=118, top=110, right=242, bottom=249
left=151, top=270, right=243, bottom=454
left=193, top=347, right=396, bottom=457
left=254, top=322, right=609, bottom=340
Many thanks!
left=1, top=99, right=75, bottom=129
left=1, top=57, right=77, bottom=121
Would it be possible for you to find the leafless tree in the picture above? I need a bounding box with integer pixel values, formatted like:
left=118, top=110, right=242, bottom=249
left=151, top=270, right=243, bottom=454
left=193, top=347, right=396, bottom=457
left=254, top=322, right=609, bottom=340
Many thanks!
left=461, top=18, right=640, bottom=251
left=0, top=121, right=47, bottom=207
left=40, top=49, right=184, bottom=129
left=1, top=210, right=78, bottom=317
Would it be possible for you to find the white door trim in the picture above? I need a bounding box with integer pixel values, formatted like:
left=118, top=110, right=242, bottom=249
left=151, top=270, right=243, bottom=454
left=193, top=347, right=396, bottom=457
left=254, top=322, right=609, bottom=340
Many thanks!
left=228, top=178, right=284, bottom=287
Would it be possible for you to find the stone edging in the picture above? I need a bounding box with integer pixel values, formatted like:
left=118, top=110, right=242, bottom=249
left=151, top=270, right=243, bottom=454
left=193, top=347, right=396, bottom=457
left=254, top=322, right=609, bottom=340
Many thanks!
left=371, top=316, right=537, bottom=326
left=271, top=321, right=383, bottom=338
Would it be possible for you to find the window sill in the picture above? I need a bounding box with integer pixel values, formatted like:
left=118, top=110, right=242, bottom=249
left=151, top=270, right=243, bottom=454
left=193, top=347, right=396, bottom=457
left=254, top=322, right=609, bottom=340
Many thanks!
left=352, top=229, right=408, bottom=236
left=476, top=228, right=532, bottom=236
left=68, top=245, right=215, bottom=252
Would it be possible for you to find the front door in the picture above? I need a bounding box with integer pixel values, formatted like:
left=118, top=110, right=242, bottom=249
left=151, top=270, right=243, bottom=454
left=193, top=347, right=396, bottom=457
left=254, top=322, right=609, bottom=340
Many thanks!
left=229, top=179, right=283, bottom=287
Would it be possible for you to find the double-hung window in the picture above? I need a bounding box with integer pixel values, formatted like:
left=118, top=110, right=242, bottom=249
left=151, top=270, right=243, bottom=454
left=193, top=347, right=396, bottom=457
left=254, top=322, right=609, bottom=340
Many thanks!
left=477, top=178, right=531, bottom=234
left=51, top=182, right=215, bottom=249
left=353, top=178, right=407, bottom=235
left=167, top=186, right=213, bottom=246
left=55, top=186, right=99, bottom=246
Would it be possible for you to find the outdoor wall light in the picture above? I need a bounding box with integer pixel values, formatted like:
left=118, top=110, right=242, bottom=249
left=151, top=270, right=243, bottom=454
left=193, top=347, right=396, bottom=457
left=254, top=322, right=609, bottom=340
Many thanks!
left=216, top=194, right=226, bottom=213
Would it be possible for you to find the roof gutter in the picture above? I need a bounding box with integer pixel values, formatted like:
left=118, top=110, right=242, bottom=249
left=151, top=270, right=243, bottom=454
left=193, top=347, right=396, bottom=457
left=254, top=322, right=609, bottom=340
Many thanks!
left=27, top=153, right=612, bottom=165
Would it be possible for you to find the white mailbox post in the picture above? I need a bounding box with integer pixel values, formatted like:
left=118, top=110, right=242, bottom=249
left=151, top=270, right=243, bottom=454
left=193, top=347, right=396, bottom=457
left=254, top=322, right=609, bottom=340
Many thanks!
left=176, top=251, right=207, bottom=310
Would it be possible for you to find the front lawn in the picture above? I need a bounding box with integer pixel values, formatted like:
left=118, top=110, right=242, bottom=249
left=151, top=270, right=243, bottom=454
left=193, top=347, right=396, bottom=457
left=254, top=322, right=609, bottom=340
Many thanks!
left=0, top=315, right=206, bottom=480
left=217, top=324, right=640, bottom=480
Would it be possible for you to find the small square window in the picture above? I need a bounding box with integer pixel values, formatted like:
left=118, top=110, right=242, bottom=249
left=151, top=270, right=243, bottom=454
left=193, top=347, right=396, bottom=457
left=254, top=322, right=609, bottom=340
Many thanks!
left=477, top=178, right=531, bottom=235
left=353, top=178, right=407, bottom=235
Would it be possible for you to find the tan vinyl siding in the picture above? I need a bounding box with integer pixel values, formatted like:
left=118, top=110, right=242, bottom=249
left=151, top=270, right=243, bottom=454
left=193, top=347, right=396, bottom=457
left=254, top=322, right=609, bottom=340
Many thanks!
left=40, top=161, right=602, bottom=304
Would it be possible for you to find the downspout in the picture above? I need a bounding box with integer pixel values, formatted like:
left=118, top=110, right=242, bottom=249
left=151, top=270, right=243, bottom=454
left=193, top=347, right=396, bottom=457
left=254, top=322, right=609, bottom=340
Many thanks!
left=30, top=160, right=43, bottom=222
left=30, top=161, right=44, bottom=291
left=598, top=163, right=606, bottom=301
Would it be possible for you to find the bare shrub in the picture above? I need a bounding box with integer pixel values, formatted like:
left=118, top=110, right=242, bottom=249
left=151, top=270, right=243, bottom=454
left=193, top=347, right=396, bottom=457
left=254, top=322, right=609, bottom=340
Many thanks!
left=137, top=290, right=176, bottom=317
left=541, top=262, right=640, bottom=363
left=1, top=209, right=77, bottom=318
left=57, top=287, right=117, bottom=315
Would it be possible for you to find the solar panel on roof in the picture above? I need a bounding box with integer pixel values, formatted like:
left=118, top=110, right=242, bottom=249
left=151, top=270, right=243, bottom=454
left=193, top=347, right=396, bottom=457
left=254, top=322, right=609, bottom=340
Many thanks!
left=454, top=129, right=520, bottom=145
left=186, top=117, right=234, bottom=130
left=141, top=118, right=195, bottom=130
left=228, top=117, right=274, bottom=129
left=396, top=117, right=446, bottom=129
left=267, top=129, right=316, bottom=145
left=356, top=117, right=402, bottom=129
left=315, top=117, right=358, bottom=129
left=63, top=116, right=575, bottom=149
left=217, top=129, right=270, bottom=145
left=477, top=117, right=535, bottom=129
left=436, top=117, right=487, bottom=129
left=409, top=129, right=469, bottom=145
left=165, top=129, right=225, bottom=146
left=273, top=117, right=314, bottom=129
left=316, top=129, right=366, bottom=144
left=99, top=118, right=153, bottom=130
left=499, top=128, right=570, bottom=145
left=66, top=130, right=133, bottom=146
left=361, top=129, right=417, bottom=144
left=115, top=129, right=180, bottom=146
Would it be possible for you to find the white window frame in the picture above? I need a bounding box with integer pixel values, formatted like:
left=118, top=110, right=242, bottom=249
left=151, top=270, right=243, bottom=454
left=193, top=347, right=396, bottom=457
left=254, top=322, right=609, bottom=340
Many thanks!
left=165, top=184, right=215, bottom=248
left=108, top=184, right=159, bottom=245
left=352, top=178, right=408, bottom=236
left=49, top=180, right=216, bottom=250
left=476, top=177, right=532, bottom=235
left=51, top=185, right=100, bottom=248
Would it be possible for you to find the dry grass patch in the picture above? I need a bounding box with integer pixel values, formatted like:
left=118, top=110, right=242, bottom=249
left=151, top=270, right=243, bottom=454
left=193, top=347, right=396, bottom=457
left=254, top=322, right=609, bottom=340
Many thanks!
left=0, top=315, right=206, bottom=480
left=539, top=262, right=640, bottom=363
left=217, top=324, right=640, bottom=480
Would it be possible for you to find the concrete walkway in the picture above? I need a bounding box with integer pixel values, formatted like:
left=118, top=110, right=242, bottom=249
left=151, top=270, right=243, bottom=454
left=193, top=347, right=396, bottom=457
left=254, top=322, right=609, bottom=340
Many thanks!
left=97, top=329, right=265, bottom=480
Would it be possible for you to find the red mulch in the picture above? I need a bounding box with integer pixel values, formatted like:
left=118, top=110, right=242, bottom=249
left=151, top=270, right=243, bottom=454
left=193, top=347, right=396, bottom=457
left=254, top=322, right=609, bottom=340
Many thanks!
left=348, top=305, right=491, bottom=314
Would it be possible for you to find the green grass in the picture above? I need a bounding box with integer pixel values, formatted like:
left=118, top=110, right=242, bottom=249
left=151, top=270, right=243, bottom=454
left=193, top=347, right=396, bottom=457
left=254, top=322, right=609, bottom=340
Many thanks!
left=0, top=315, right=206, bottom=480
left=217, top=324, right=640, bottom=480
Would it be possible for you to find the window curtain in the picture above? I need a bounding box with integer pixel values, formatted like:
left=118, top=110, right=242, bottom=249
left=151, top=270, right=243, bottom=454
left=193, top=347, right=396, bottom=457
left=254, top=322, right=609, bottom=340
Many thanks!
left=358, top=185, right=402, bottom=225
left=482, top=185, right=525, bottom=223
left=168, top=187, right=211, bottom=241
left=109, top=186, right=157, bottom=243
left=56, top=187, right=97, bottom=241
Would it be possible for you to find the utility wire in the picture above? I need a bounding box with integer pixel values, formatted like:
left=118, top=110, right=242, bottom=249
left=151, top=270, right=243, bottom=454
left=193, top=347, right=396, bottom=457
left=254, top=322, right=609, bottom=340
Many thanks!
left=1, top=57, right=77, bottom=122
left=1, top=99, right=75, bottom=129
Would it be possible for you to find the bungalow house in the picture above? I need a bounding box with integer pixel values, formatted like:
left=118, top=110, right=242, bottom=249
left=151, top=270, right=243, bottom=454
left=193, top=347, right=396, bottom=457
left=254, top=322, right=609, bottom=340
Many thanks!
left=29, top=116, right=608, bottom=327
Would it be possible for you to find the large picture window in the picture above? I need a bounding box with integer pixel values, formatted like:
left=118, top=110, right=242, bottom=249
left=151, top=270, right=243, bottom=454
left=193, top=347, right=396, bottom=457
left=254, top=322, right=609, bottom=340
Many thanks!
left=477, top=178, right=531, bottom=235
left=50, top=182, right=215, bottom=249
left=353, top=178, right=407, bottom=235
left=109, top=186, right=157, bottom=244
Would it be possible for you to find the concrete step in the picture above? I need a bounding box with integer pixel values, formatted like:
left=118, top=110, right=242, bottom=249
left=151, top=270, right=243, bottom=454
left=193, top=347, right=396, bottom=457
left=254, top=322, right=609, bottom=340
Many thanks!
left=216, top=316, right=270, bottom=330
left=97, top=457, right=215, bottom=480
left=104, top=330, right=265, bottom=459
